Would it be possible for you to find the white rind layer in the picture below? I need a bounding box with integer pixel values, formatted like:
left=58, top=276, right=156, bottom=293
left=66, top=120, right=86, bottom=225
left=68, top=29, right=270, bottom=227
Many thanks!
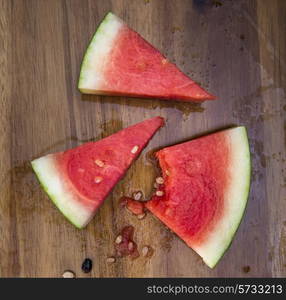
left=31, top=155, right=94, bottom=229
left=78, top=12, right=124, bottom=92
left=193, top=127, right=251, bottom=268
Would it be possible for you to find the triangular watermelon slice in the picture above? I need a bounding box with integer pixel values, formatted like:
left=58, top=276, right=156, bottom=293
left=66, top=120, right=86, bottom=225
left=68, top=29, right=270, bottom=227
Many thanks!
left=31, top=116, right=164, bottom=228
left=78, top=12, right=215, bottom=102
left=146, top=127, right=251, bottom=268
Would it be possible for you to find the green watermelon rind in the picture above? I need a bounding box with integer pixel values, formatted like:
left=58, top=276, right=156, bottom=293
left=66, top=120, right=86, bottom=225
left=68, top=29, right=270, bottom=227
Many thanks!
left=205, top=126, right=251, bottom=268
left=193, top=126, right=251, bottom=268
left=31, top=156, right=92, bottom=229
left=78, top=12, right=123, bottom=93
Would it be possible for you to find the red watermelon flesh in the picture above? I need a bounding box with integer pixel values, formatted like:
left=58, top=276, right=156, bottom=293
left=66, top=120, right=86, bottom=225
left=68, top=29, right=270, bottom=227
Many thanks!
left=31, top=116, right=164, bottom=228
left=78, top=12, right=215, bottom=102
left=146, top=127, right=251, bottom=268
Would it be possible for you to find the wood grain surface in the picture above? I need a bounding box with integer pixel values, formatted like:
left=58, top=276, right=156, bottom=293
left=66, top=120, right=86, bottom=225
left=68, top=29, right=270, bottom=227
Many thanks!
left=0, top=0, right=285, bottom=278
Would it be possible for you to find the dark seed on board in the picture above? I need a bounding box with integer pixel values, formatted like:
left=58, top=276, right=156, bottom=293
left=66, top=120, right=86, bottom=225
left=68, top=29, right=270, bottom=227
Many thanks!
left=81, top=258, right=93, bottom=273
left=242, top=266, right=250, bottom=273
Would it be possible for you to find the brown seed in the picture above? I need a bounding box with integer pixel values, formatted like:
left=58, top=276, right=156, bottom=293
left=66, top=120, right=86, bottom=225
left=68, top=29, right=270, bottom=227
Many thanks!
left=137, top=213, right=146, bottom=220
left=62, top=270, right=75, bottom=278
left=156, top=177, right=164, bottom=184
left=165, top=208, right=172, bottom=216
left=128, top=241, right=134, bottom=251
left=115, top=235, right=122, bottom=244
left=142, top=246, right=150, bottom=257
left=165, top=170, right=170, bottom=176
left=133, top=191, right=142, bottom=201
left=242, top=266, right=251, bottom=273
left=161, top=58, right=168, bottom=65
left=94, top=176, right=103, bottom=183
left=106, top=257, right=116, bottom=263
left=95, top=159, right=104, bottom=167
left=156, top=190, right=164, bottom=197
left=131, top=145, right=139, bottom=154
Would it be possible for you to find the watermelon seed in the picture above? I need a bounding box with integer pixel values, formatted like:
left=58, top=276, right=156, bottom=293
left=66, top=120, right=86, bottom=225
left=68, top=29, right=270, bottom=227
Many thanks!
left=95, top=159, right=104, bottom=167
left=131, top=145, right=139, bottom=154
left=142, top=246, right=154, bottom=258
left=156, top=191, right=164, bottom=197
left=142, top=246, right=150, bottom=257
left=161, top=58, right=168, bottom=65
left=115, top=235, right=123, bottom=244
left=156, top=177, right=164, bottom=184
left=165, top=170, right=170, bottom=176
left=242, top=266, right=251, bottom=273
left=128, top=241, right=134, bottom=251
left=165, top=208, right=171, bottom=215
left=137, top=213, right=146, bottom=220
left=106, top=257, right=116, bottom=263
left=62, top=270, right=75, bottom=278
left=94, top=176, right=103, bottom=183
left=81, top=258, right=93, bottom=273
left=133, top=191, right=143, bottom=201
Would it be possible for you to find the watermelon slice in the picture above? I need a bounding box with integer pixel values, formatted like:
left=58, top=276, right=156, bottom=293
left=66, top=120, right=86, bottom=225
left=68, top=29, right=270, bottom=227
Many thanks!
left=31, top=116, right=164, bottom=229
left=146, top=127, right=251, bottom=268
left=78, top=12, right=214, bottom=102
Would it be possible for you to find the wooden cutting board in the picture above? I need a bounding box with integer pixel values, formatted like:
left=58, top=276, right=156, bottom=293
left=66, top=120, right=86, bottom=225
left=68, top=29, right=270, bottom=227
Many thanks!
left=0, top=0, right=285, bottom=277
